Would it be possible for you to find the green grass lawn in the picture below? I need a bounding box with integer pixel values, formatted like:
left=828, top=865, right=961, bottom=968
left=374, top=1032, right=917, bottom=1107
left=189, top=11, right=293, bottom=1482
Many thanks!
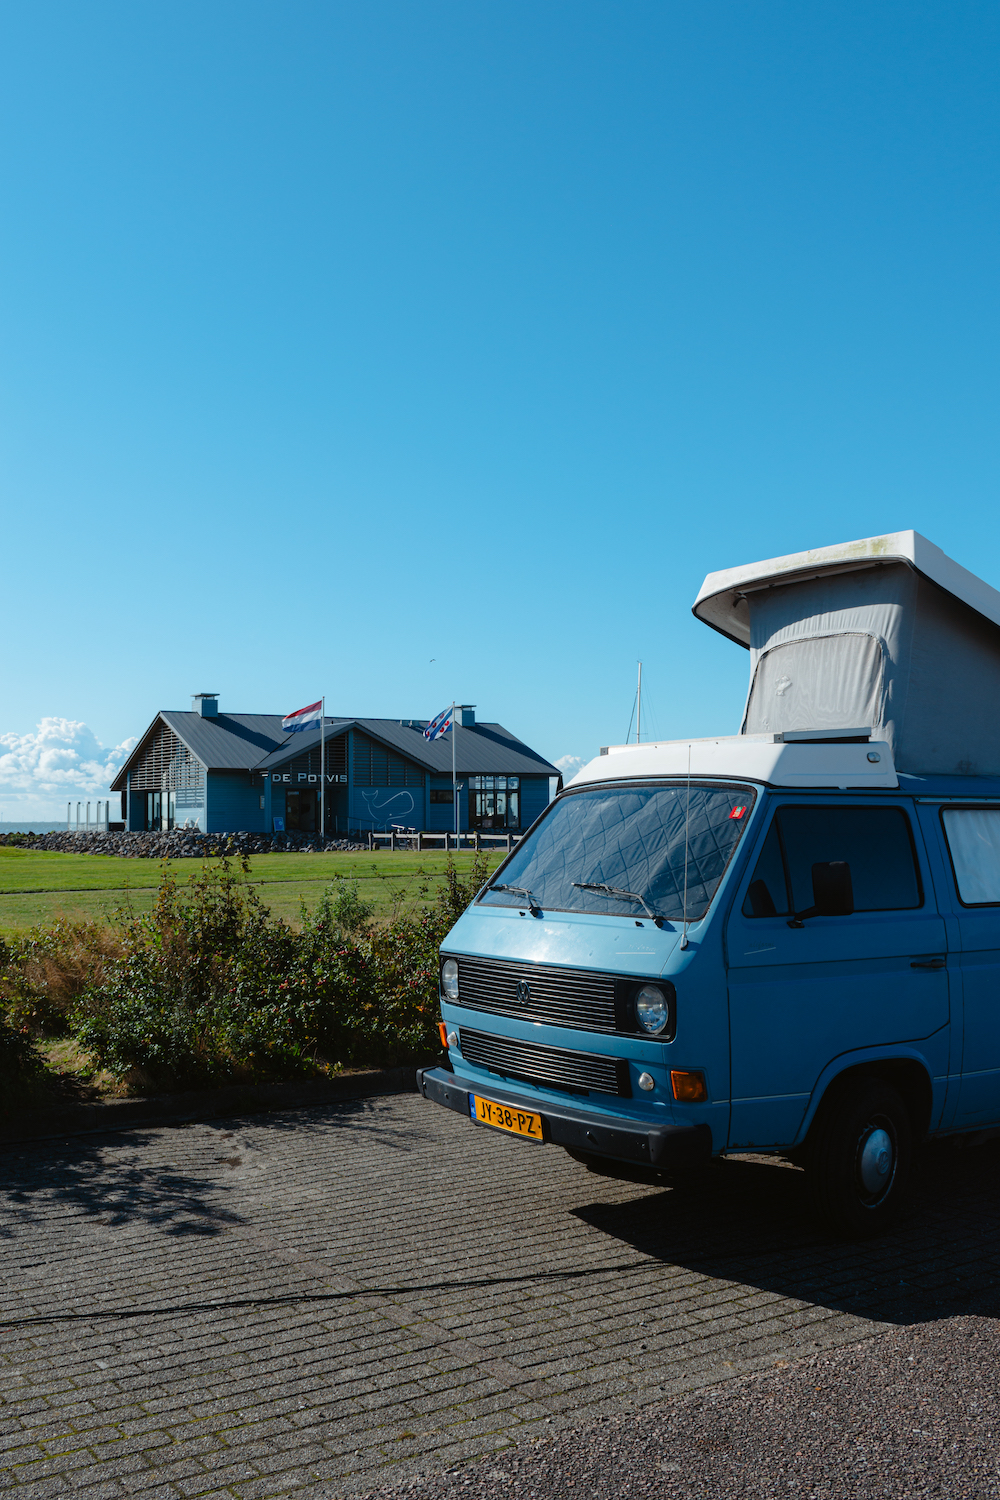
left=0, top=847, right=503, bottom=936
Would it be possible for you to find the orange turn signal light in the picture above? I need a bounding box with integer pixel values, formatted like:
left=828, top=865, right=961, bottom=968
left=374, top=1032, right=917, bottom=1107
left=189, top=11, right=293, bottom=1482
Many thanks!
left=671, top=1069, right=708, bottom=1103
left=438, top=1021, right=450, bottom=1050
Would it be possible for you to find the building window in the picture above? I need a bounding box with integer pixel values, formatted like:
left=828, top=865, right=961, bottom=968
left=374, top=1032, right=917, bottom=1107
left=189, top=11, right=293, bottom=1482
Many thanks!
left=469, top=775, right=520, bottom=830
left=145, top=791, right=176, bottom=831
left=429, top=789, right=454, bottom=805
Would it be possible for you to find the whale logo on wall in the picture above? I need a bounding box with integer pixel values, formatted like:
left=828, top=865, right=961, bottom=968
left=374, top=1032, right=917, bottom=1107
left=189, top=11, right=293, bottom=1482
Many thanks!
left=360, top=790, right=416, bottom=825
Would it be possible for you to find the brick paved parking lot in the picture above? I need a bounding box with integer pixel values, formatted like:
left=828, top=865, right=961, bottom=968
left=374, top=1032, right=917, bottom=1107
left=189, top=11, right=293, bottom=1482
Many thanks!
left=2, top=1093, right=1000, bottom=1498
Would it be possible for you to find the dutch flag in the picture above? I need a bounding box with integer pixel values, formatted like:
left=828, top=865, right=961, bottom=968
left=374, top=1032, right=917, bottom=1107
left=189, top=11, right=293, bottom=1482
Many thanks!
left=282, top=700, right=323, bottom=733
left=423, top=704, right=454, bottom=741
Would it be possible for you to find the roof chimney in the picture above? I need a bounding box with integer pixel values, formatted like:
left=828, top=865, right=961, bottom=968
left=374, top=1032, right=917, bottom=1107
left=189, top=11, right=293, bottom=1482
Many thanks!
left=457, top=705, right=476, bottom=727
left=192, top=693, right=219, bottom=718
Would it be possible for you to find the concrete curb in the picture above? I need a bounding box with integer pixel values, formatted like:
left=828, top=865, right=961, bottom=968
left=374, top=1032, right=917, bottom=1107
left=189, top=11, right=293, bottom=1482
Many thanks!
left=0, top=1065, right=427, bottom=1147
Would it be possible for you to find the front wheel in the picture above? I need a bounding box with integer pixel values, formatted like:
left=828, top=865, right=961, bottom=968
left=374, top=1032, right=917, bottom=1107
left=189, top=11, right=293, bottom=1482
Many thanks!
left=806, top=1081, right=912, bottom=1238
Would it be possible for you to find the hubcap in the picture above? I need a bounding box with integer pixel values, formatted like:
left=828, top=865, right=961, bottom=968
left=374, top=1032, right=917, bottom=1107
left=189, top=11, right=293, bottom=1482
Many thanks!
left=858, top=1125, right=895, bottom=1199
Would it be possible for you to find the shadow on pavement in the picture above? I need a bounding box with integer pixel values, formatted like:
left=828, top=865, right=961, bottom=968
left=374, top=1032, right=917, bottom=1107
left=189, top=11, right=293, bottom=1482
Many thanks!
left=0, top=1096, right=432, bottom=1243
left=572, top=1137, right=1000, bottom=1327
left=256, top=1095, right=439, bottom=1153
left=0, top=1130, right=246, bottom=1239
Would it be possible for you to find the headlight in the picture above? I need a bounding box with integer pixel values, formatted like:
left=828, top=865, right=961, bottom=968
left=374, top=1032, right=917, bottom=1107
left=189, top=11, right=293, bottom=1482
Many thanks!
left=635, top=985, right=669, bottom=1035
left=441, top=958, right=459, bottom=1000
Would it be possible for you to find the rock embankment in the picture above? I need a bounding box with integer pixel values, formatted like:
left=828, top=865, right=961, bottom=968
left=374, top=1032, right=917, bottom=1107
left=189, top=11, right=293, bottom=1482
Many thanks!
left=0, top=830, right=366, bottom=858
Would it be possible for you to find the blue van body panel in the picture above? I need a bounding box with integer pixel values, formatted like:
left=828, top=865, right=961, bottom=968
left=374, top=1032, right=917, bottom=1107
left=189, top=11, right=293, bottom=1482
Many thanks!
left=428, top=775, right=1000, bottom=1165
left=439, top=819, right=757, bottom=1154
left=790, top=1041, right=948, bottom=1148
left=910, top=797, right=1000, bottom=1129
left=952, top=927, right=1000, bottom=1126
left=723, top=792, right=951, bottom=1149
left=912, top=801, right=965, bottom=1128
left=441, top=904, right=682, bottom=976
left=725, top=923, right=950, bottom=1148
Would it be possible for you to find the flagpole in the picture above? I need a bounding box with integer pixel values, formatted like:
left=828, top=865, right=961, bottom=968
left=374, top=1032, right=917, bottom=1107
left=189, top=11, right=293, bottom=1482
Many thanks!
left=320, top=697, right=325, bottom=844
left=452, top=701, right=457, bottom=842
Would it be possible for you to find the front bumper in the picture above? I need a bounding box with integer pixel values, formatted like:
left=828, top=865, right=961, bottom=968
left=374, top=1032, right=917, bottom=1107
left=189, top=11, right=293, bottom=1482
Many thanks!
left=416, top=1066, right=712, bottom=1170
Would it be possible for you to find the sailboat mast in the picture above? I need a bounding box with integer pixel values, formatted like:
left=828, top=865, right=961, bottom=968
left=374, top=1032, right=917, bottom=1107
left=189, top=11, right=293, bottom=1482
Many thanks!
left=636, top=661, right=642, bottom=744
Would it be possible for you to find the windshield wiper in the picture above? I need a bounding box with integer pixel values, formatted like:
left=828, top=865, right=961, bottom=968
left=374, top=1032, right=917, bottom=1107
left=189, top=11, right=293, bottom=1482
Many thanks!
left=491, top=883, right=542, bottom=916
left=572, top=881, right=665, bottom=928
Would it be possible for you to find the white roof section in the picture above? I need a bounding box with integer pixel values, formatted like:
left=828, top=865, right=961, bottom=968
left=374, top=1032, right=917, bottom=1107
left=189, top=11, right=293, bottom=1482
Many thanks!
left=565, top=736, right=898, bottom=791
left=693, top=531, right=1000, bottom=647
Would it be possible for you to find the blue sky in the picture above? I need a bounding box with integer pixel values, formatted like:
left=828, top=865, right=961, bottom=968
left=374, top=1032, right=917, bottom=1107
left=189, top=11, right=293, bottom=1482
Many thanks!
left=3, top=2, right=1000, bottom=811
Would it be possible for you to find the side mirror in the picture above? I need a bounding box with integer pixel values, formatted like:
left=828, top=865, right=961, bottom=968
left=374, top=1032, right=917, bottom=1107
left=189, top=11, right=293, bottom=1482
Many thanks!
left=812, top=861, right=854, bottom=916
left=788, top=861, right=853, bottom=926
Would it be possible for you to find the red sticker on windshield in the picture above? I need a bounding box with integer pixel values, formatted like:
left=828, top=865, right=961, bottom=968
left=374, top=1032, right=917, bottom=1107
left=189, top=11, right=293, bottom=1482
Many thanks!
left=728, top=806, right=747, bottom=819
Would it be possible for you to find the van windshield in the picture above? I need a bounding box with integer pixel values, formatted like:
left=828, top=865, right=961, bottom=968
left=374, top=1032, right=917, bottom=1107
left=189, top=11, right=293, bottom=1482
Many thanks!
left=479, top=782, right=756, bottom=922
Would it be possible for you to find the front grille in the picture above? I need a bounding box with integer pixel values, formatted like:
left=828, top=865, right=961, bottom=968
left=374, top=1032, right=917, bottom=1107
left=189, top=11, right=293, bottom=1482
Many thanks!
left=456, top=956, right=617, bottom=1034
left=459, top=1026, right=631, bottom=1098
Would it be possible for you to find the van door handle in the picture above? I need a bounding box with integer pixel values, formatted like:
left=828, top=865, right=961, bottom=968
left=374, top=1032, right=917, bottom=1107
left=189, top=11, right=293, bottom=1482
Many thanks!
left=910, top=956, right=946, bottom=969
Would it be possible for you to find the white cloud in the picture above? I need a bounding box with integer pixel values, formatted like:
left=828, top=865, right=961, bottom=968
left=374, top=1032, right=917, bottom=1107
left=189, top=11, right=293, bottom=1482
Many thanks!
left=0, top=719, right=137, bottom=816
left=555, top=754, right=588, bottom=782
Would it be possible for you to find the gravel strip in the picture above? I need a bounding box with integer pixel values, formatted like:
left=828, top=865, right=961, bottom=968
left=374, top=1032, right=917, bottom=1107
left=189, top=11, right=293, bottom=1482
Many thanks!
left=357, top=1315, right=1000, bottom=1499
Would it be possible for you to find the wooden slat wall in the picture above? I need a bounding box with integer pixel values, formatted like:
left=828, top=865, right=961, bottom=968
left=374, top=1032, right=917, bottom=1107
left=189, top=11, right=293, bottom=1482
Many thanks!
left=129, top=721, right=205, bottom=791
left=352, top=731, right=424, bottom=787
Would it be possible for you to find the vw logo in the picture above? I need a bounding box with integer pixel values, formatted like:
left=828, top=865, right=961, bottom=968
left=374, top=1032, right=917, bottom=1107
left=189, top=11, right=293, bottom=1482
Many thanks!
left=515, top=979, right=532, bottom=1005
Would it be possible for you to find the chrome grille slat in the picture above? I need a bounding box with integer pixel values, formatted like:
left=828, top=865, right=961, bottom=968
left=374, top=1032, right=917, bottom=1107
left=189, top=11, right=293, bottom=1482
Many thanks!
left=458, top=1026, right=627, bottom=1098
left=456, top=956, right=617, bottom=1033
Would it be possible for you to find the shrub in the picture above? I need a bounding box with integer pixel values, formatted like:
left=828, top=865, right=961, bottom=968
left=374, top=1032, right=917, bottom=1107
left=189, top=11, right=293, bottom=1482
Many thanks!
left=311, top=877, right=374, bottom=936
left=1, top=920, right=125, bottom=1033
left=0, top=1013, right=39, bottom=1076
left=435, top=850, right=494, bottom=928
left=72, top=860, right=302, bottom=1086
left=0, top=994, right=43, bottom=1113
left=1, top=851, right=494, bottom=1091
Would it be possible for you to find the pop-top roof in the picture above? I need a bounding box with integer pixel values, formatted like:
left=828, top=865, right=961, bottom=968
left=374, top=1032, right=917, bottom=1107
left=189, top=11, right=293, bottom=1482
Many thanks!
left=693, top=531, right=1000, bottom=648
left=687, top=530, right=1000, bottom=778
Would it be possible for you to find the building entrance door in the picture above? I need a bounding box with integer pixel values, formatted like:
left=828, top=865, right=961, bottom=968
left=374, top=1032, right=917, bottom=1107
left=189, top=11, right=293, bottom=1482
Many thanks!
left=145, top=791, right=176, bottom=831
left=285, top=790, right=317, bottom=833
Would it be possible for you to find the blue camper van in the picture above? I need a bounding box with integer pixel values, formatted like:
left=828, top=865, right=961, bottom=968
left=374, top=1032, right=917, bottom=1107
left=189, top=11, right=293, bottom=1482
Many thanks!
left=417, top=532, right=1000, bottom=1236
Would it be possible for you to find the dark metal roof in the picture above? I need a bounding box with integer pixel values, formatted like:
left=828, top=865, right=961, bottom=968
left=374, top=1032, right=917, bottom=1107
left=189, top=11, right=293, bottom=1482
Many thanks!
left=112, top=712, right=292, bottom=788
left=258, top=718, right=560, bottom=777
left=160, top=711, right=291, bottom=769
left=114, top=711, right=559, bottom=787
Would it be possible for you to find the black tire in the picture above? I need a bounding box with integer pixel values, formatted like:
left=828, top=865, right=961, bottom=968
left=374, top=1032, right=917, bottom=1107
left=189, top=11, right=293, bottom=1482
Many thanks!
left=806, top=1080, right=912, bottom=1238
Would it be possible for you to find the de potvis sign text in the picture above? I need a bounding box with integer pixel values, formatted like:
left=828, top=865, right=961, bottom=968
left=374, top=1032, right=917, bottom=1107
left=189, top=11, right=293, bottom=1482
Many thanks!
left=268, top=772, right=348, bottom=785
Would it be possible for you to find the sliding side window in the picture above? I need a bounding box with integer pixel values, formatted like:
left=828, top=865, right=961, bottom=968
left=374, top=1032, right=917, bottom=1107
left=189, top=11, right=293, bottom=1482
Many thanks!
left=942, top=808, right=1000, bottom=906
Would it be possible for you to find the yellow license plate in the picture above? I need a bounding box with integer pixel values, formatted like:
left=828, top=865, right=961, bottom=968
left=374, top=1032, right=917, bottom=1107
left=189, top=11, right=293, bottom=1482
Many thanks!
left=470, top=1094, right=543, bottom=1140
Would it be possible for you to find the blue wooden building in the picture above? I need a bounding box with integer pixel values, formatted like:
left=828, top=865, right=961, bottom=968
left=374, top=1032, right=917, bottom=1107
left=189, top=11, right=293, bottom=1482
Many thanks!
left=111, top=695, right=560, bottom=836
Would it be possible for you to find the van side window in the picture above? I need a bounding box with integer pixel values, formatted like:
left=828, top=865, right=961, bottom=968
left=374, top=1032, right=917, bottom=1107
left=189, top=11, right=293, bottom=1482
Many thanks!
left=743, top=806, right=921, bottom=917
left=941, top=808, right=1000, bottom=905
left=742, top=821, right=790, bottom=916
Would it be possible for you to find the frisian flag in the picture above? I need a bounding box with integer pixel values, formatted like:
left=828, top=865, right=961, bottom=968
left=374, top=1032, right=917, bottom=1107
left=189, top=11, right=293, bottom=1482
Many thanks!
left=282, top=700, right=323, bottom=733
left=423, top=704, right=454, bottom=741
